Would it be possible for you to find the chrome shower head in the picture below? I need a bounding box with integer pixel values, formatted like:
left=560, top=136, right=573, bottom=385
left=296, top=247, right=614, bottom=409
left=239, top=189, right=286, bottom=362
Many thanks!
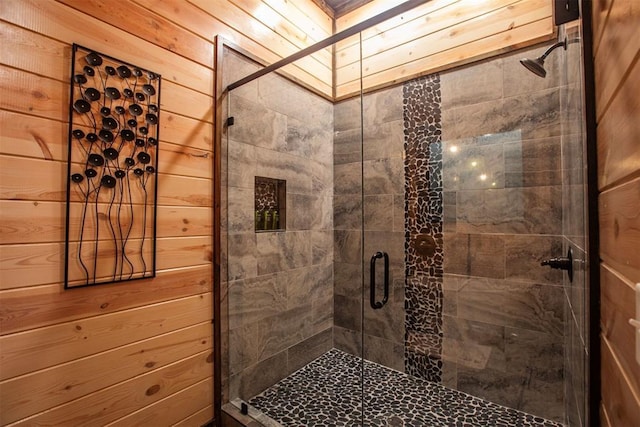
left=519, top=38, right=567, bottom=78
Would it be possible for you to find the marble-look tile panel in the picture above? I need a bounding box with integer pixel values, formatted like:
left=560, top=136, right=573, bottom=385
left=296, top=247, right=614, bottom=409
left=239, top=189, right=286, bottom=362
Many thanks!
left=256, top=231, right=312, bottom=275
left=311, top=230, right=333, bottom=265
left=364, top=231, right=405, bottom=273
left=287, top=328, right=333, bottom=375
left=334, top=294, right=362, bottom=331
left=286, top=117, right=334, bottom=166
left=364, top=157, right=405, bottom=195
left=231, top=351, right=289, bottom=401
left=228, top=94, right=287, bottom=151
left=228, top=187, right=255, bottom=233
left=334, top=261, right=361, bottom=298
left=455, top=186, right=562, bottom=235
left=258, top=72, right=333, bottom=130
left=309, top=159, right=333, bottom=196
left=334, top=97, right=361, bottom=132
left=254, top=147, right=313, bottom=194
left=228, top=232, right=257, bottom=281
left=446, top=89, right=561, bottom=141
left=504, top=234, right=564, bottom=284
left=440, top=58, right=503, bottom=109
left=334, top=128, right=362, bottom=165
left=442, top=139, right=505, bottom=190
left=504, top=137, right=562, bottom=188
left=333, top=325, right=363, bottom=357
left=334, top=194, right=362, bottom=230
left=223, top=50, right=260, bottom=102
left=456, top=279, right=564, bottom=335
left=364, top=194, right=394, bottom=231
left=286, top=263, right=333, bottom=310
left=442, top=316, right=506, bottom=372
left=288, top=193, right=332, bottom=231
left=444, top=233, right=506, bottom=279
left=364, top=334, right=405, bottom=372
left=363, top=120, right=404, bottom=161
left=334, top=229, right=362, bottom=264
left=505, top=327, right=563, bottom=382
left=443, top=191, right=456, bottom=232
left=228, top=139, right=256, bottom=189
left=363, top=85, right=403, bottom=126
left=228, top=273, right=287, bottom=330
left=334, top=162, right=363, bottom=196
left=393, top=194, right=405, bottom=232
left=364, top=299, right=405, bottom=343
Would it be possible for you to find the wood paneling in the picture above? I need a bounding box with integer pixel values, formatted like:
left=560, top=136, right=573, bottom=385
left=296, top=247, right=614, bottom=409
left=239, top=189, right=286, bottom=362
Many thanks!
left=334, top=0, right=553, bottom=98
left=598, top=178, right=640, bottom=284
left=594, top=0, right=640, bottom=424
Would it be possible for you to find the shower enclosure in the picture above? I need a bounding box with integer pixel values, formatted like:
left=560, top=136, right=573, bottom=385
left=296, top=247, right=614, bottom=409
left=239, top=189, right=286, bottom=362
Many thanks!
left=217, top=4, right=591, bottom=426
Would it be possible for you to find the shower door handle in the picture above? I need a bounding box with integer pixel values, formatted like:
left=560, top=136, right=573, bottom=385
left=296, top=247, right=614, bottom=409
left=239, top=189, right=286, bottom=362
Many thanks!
left=370, top=251, right=389, bottom=309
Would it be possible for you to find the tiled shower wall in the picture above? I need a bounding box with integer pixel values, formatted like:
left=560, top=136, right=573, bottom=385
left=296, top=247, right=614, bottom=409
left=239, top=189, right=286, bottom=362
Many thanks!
left=224, top=49, right=334, bottom=401
left=438, top=45, right=567, bottom=422
left=333, top=87, right=407, bottom=370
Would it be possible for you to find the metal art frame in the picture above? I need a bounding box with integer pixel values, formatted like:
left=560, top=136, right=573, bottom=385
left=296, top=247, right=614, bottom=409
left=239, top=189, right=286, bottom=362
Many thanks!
left=65, top=44, right=161, bottom=289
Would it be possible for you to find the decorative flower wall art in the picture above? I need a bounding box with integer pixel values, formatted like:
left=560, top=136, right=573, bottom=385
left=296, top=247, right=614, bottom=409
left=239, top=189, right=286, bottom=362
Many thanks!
left=65, top=44, right=160, bottom=288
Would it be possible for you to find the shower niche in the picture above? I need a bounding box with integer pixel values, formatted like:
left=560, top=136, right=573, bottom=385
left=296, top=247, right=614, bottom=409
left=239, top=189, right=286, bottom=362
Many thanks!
left=254, top=176, right=286, bottom=232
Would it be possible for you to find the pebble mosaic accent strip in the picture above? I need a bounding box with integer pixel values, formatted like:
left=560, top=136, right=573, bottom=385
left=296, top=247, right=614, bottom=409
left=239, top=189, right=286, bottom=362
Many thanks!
left=248, top=349, right=563, bottom=427
left=402, top=75, right=444, bottom=381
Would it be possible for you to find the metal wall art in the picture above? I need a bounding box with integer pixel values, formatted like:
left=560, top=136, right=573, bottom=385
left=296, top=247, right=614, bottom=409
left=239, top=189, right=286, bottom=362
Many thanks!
left=65, top=44, right=160, bottom=288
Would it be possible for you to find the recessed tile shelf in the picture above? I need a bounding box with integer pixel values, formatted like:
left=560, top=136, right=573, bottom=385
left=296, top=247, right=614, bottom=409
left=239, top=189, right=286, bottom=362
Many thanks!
left=255, top=176, right=286, bottom=232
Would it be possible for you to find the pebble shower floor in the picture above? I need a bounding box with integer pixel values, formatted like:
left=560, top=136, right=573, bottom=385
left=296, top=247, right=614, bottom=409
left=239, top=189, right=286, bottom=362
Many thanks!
left=247, top=349, right=564, bottom=427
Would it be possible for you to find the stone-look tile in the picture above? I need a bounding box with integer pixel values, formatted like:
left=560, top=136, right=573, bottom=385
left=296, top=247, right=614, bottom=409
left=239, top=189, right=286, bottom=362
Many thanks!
left=334, top=162, right=363, bottom=196
left=334, top=97, right=361, bottom=132
left=503, top=44, right=563, bottom=97
left=288, top=193, right=331, bottom=231
left=287, top=328, right=333, bottom=375
left=364, top=231, right=405, bottom=272
left=441, top=58, right=503, bottom=109
left=334, top=229, right=362, bottom=264
left=363, top=120, right=404, bottom=161
left=286, top=264, right=332, bottom=310
left=364, top=299, right=405, bottom=343
left=364, top=334, right=405, bottom=372
left=445, top=89, right=561, bottom=141
left=228, top=273, right=287, bottom=330
left=334, top=261, right=361, bottom=298
left=364, top=194, right=394, bottom=230
left=504, top=137, right=562, bottom=188
left=364, top=157, right=405, bottom=195
left=228, top=187, right=255, bottom=233
left=223, top=50, right=260, bottom=102
left=258, top=71, right=333, bottom=131
left=227, top=233, right=257, bottom=280
left=444, top=233, right=505, bottom=279
left=333, top=325, right=363, bottom=357
left=443, top=317, right=506, bottom=372
left=254, top=147, right=312, bottom=194
left=231, top=351, right=289, bottom=401
left=334, top=294, right=361, bottom=331
left=311, top=230, right=333, bottom=265
left=443, top=191, right=457, bottom=232
left=334, top=194, right=362, bottom=230
left=455, top=186, right=562, bottom=235
left=520, top=378, right=565, bottom=424
left=309, top=159, right=334, bottom=196
left=505, top=327, right=563, bottom=382
left=286, top=116, right=333, bottom=164
left=456, top=279, right=564, bottom=335
left=256, top=231, right=311, bottom=275
left=441, top=360, right=458, bottom=389
left=442, top=139, right=505, bottom=190
left=363, top=85, right=403, bottom=126
left=228, top=140, right=256, bottom=189
left=228, top=95, right=287, bottom=151
left=568, top=243, right=587, bottom=344
left=393, top=194, right=405, bottom=232
left=334, top=128, right=362, bottom=165
left=504, top=235, right=564, bottom=284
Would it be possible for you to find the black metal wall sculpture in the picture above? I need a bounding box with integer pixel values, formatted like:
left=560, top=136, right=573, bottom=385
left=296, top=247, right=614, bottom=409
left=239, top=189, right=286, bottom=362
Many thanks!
left=65, top=44, right=160, bottom=288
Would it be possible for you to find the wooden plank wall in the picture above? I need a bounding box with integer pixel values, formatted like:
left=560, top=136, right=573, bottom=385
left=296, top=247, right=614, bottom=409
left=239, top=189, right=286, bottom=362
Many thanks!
left=0, top=0, right=330, bottom=425
left=334, top=0, right=554, bottom=99
left=592, top=0, right=640, bottom=425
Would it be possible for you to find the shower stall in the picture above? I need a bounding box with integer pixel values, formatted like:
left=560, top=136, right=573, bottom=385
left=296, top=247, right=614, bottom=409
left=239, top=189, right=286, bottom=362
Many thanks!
left=217, top=3, right=592, bottom=426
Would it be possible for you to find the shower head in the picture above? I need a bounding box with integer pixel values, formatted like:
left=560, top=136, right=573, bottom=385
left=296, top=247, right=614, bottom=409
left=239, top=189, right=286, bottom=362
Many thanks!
left=520, top=57, right=547, bottom=78
left=519, top=38, right=567, bottom=78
